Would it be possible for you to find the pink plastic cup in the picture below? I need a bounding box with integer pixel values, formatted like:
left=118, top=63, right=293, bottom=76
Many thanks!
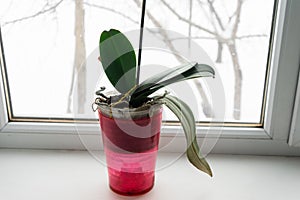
left=98, top=105, right=162, bottom=196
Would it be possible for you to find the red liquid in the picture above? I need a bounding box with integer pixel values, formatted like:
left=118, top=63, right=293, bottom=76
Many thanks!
left=99, top=109, right=162, bottom=196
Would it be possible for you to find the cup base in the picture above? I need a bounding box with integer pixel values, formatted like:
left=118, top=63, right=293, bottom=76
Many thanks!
left=108, top=167, right=155, bottom=196
left=110, top=182, right=154, bottom=196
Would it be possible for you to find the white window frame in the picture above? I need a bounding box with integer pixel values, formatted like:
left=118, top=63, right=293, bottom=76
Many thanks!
left=0, top=0, right=300, bottom=155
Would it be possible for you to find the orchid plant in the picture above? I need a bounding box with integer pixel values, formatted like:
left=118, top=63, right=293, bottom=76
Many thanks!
left=94, top=29, right=215, bottom=177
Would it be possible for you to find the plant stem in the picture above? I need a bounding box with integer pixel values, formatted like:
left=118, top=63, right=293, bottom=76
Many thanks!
left=136, top=0, right=147, bottom=85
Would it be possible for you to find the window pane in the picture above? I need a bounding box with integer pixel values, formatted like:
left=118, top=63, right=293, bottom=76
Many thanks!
left=0, top=0, right=276, bottom=124
left=142, top=0, right=275, bottom=123
left=0, top=0, right=140, bottom=119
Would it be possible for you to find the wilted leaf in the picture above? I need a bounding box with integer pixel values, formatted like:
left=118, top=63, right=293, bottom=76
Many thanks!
left=163, top=95, right=213, bottom=177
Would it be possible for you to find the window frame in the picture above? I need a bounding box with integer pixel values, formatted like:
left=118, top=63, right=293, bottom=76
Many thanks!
left=0, top=29, right=8, bottom=131
left=1, top=0, right=300, bottom=155
left=287, top=0, right=300, bottom=148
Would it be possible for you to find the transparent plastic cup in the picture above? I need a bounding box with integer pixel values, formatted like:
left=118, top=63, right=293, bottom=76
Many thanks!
left=98, top=105, right=162, bottom=196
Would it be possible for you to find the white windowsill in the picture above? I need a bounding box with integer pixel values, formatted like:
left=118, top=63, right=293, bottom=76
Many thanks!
left=0, top=149, right=299, bottom=200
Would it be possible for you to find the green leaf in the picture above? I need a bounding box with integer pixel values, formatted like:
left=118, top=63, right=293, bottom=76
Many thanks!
left=162, top=95, right=213, bottom=177
left=130, top=62, right=215, bottom=106
left=99, top=29, right=136, bottom=93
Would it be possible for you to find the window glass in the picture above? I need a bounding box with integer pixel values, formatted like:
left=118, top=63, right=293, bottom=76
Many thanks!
left=142, top=0, right=276, bottom=123
left=0, top=0, right=140, bottom=119
left=0, top=0, right=276, bottom=124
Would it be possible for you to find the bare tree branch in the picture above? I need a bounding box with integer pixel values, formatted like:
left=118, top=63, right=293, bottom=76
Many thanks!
left=67, top=0, right=86, bottom=114
left=170, top=36, right=215, bottom=41
left=67, top=59, right=76, bottom=113
left=207, top=0, right=225, bottom=31
left=160, top=0, right=216, bottom=36
left=194, top=80, right=214, bottom=117
left=169, top=33, right=267, bottom=42
left=235, top=34, right=268, bottom=39
left=196, top=0, right=224, bottom=63
left=228, top=0, right=244, bottom=119
left=196, top=0, right=214, bottom=27
left=75, top=0, right=86, bottom=114
left=227, top=42, right=242, bottom=119
left=133, top=0, right=185, bottom=63
left=2, top=0, right=64, bottom=26
left=232, top=0, right=243, bottom=37
left=83, top=2, right=139, bottom=25
left=216, top=41, right=223, bottom=63
left=195, top=0, right=246, bottom=119
left=133, top=0, right=214, bottom=118
left=188, top=0, right=193, bottom=49
left=191, top=1, right=215, bottom=115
